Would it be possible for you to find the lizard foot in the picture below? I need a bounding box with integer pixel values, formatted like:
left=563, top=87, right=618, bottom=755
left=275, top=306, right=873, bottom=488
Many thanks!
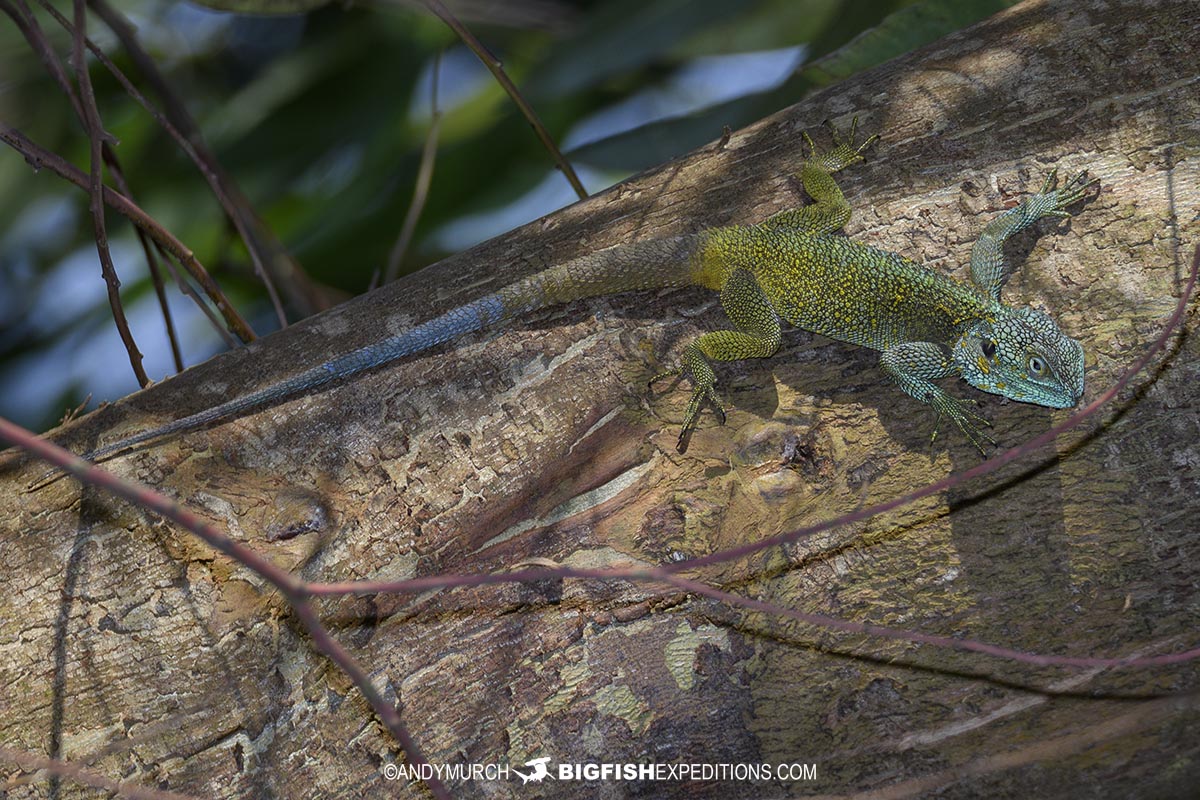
left=930, top=394, right=996, bottom=456
left=676, top=380, right=727, bottom=453
left=1028, top=168, right=1100, bottom=222
left=803, top=116, right=878, bottom=174
left=647, top=366, right=726, bottom=452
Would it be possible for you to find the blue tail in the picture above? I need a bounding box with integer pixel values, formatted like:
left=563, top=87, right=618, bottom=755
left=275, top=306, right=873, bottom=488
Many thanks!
left=75, top=234, right=703, bottom=464
left=80, top=294, right=510, bottom=463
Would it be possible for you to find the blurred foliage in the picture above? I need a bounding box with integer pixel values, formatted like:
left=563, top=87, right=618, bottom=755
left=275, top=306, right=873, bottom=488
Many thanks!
left=0, top=0, right=1016, bottom=432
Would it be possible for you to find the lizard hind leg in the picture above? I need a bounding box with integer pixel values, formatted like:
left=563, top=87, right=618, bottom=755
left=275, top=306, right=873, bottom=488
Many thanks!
left=673, top=268, right=782, bottom=452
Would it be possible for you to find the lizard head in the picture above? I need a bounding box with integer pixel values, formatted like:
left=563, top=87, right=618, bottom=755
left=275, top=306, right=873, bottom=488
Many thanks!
left=953, top=306, right=1085, bottom=408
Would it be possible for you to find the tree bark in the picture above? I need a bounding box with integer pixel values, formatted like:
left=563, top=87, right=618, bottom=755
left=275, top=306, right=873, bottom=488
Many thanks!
left=3, top=0, right=1199, bottom=797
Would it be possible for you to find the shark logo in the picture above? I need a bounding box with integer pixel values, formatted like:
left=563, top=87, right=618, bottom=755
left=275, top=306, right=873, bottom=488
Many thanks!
left=512, top=756, right=553, bottom=784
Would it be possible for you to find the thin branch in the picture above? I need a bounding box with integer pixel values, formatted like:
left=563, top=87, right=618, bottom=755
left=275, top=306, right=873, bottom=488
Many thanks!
left=5, top=0, right=163, bottom=374
left=419, top=0, right=589, bottom=200
left=2, top=0, right=251, bottom=347
left=0, top=123, right=256, bottom=343
left=72, top=0, right=149, bottom=386
left=141, top=227, right=185, bottom=371
left=0, top=744, right=195, bottom=800
left=653, top=570, right=1200, bottom=670
left=155, top=241, right=239, bottom=350
left=36, top=0, right=244, bottom=349
left=106, top=157, right=185, bottom=372
left=86, top=0, right=318, bottom=321
left=385, top=50, right=443, bottom=283
left=0, top=422, right=448, bottom=800
left=44, top=0, right=290, bottom=327
left=324, top=561, right=1200, bottom=670
left=12, top=0, right=201, bottom=363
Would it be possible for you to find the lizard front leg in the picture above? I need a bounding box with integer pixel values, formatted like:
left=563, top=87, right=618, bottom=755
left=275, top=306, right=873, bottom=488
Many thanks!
left=969, top=169, right=1098, bottom=301
left=761, top=117, right=878, bottom=235
left=655, top=268, right=781, bottom=451
left=880, top=341, right=995, bottom=454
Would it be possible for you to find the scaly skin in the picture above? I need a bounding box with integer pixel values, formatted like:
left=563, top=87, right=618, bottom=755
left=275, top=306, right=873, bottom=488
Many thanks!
left=672, top=123, right=1093, bottom=451
left=58, top=120, right=1094, bottom=471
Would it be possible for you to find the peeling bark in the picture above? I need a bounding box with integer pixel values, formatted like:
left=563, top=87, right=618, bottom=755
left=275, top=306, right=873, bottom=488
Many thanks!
left=2, top=0, right=1199, bottom=797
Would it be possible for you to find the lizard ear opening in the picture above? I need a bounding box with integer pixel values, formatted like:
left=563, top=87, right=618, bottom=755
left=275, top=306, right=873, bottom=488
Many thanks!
left=952, top=320, right=997, bottom=380
left=965, top=320, right=995, bottom=353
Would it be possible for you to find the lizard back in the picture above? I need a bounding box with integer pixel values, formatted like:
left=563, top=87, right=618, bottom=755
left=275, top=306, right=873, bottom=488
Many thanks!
left=697, top=225, right=996, bottom=352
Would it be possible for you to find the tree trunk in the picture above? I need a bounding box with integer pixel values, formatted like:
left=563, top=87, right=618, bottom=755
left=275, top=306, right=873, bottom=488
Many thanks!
left=3, top=0, right=1198, bottom=797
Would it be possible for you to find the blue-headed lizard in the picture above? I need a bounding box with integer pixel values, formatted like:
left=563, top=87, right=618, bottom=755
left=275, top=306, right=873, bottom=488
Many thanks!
left=48, top=121, right=1095, bottom=473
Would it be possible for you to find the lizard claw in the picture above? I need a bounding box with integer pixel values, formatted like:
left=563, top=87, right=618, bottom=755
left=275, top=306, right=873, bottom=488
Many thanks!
left=804, top=116, right=877, bottom=174
left=674, top=379, right=727, bottom=452
left=1033, top=168, right=1098, bottom=219
left=682, top=384, right=726, bottom=431
left=930, top=394, right=996, bottom=456
left=1052, top=169, right=1099, bottom=210
left=831, top=116, right=879, bottom=158
left=957, top=420, right=997, bottom=457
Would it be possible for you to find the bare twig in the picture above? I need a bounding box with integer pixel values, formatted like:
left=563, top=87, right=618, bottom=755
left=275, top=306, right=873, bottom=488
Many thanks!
left=0, top=744, right=195, bottom=800
left=4, top=0, right=158, bottom=372
left=35, top=0, right=247, bottom=349
left=385, top=50, right=443, bottom=283
left=0, top=417, right=450, bottom=800
left=2, top=0, right=251, bottom=347
left=419, top=0, right=589, bottom=200
left=61, top=0, right=295, bottom=326
left=12, top=0, right=197, bottom=365
left=88, top=0, right=328, bottom=318
left=322, top=560, right=1200, bottom=670
left=107, top=159, right=185, bottom=372
left=0, top=123, right=257, bottom=343
left=141, top=230, right=185, bottom=371
left=72, top=0, right=149, bottom=385
left=156, top=242, right=239, bottom=350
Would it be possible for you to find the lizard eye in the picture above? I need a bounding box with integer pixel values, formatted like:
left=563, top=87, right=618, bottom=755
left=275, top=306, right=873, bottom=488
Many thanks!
left=1027, top=355, right=1046, bottom=376
left=980, top=339, right=997, bottom=359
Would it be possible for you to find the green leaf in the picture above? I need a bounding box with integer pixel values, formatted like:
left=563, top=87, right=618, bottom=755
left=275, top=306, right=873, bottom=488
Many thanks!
left=671, top=0, right=844, bottom=58
left=569, top=0, right=1018, bottom=171
left=187, top=0, right=332, bottom=14
left=523, top=0, right=745, bottom=100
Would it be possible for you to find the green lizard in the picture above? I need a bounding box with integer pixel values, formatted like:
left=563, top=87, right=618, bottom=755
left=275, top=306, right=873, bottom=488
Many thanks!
left=57, top=121, right=1094, bottom=470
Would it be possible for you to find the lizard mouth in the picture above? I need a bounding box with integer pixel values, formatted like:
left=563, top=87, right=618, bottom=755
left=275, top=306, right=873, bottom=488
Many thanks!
left=1058, top=384, right=1084, bottom=408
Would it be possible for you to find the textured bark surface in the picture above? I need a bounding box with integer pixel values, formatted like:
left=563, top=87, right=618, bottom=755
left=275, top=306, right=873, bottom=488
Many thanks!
left=2, top=0, right=1199, bottom=797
